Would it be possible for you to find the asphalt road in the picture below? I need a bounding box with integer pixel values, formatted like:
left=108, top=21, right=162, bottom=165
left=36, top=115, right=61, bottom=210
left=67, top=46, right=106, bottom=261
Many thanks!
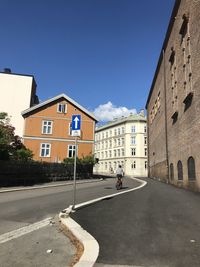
left=0, top=178, right=140, bottom=234
left=0, top=177, right=141, bottom=267
left=72, top=178, right=200, bottom=267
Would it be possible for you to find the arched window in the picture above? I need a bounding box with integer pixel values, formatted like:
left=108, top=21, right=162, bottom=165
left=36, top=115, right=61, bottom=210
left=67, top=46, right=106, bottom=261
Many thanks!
left=177, top=161, right=183, bottom=180
left=170, top=163, right=174, bottom=181
left=188, top=157, right=196, bottom=180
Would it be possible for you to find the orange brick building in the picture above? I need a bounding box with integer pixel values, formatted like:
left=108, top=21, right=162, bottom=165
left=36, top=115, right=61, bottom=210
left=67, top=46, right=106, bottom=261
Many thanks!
left=22, top=94, right=98, bottom=162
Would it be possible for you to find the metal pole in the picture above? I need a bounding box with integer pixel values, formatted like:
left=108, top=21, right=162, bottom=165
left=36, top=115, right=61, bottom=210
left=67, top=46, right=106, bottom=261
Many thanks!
left=73, top=136, right=77, bottom=209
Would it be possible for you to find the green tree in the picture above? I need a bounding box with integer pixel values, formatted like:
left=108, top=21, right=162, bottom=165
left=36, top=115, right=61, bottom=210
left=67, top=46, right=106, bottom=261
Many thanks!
left=0, top=112, right=33, bottom=161
left=12, top=148, right=33, bottom=162
left=0, top=112, right=15, bottom=160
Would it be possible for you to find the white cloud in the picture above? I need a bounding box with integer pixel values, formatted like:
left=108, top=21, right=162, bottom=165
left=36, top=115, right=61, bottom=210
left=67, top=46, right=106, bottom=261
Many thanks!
left=93, top=101, right=137, bottom=122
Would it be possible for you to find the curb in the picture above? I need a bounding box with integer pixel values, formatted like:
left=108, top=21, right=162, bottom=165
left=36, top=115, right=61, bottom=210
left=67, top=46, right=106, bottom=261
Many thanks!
left=59, top=213, right=99, bottom=267
left=59, top=177, right=147, bottom=267
left=0, top=179, right=103, bottom=193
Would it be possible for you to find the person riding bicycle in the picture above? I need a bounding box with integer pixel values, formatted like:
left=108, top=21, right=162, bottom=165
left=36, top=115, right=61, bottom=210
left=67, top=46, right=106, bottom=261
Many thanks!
left=116, top=165, right=123, bottom=189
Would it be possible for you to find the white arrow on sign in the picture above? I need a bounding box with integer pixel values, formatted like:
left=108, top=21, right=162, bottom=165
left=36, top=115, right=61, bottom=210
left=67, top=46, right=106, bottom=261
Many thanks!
left=74, top=116, right=79, bottom=129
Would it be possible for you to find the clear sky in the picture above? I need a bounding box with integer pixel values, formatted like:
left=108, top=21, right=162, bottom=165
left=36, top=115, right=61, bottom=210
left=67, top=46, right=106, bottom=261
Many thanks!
left=0, top=0, right=175, bottom=122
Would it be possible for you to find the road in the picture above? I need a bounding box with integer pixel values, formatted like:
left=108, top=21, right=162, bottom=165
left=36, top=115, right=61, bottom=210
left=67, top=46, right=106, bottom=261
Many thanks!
left=0, top=178, right=140, bottom=234
left=72, top=178, right=200, bottom=267
left=0, top=177, right=141, bottom=266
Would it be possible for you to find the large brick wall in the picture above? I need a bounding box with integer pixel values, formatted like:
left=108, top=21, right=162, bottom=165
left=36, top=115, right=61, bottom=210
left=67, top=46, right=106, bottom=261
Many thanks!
left=146, top=0, right=200, bottom=191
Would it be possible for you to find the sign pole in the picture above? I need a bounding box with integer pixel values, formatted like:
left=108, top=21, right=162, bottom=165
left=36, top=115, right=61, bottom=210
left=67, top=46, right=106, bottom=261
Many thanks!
left=73, top=136, right=78, bottom=209
left=71, top=114, right=81, bottom=210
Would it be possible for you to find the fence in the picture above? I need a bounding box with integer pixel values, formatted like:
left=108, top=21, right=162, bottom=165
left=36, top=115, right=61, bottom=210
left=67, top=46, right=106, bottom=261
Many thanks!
left=0, top=161, right=93, bottom=187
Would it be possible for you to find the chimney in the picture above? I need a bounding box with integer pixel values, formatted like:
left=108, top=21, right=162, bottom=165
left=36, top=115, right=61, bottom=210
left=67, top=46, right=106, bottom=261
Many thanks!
left=4, top=68, right=12, bottom=73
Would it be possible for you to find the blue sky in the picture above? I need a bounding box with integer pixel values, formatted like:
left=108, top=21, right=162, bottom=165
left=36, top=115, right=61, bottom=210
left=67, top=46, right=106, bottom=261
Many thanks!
left=0, top=0, right=175, bottom=121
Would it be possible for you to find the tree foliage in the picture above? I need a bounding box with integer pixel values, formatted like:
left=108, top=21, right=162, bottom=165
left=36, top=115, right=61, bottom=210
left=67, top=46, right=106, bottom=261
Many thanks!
left=63, top=155, right=95, bottom=165
left=0, top=112, right=33, bottom=161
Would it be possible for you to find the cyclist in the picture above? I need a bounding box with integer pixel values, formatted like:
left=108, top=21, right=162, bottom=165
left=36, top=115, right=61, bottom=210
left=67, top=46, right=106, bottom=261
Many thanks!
left=116, top=165, right=123, bottom=189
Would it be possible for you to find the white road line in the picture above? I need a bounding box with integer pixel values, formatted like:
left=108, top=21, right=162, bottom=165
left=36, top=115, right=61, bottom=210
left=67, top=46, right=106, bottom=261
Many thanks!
left=74, top=177, right=147, bottom=210
left=0, top=217, right=52, bottom=244
left=60, top=177, right=147, bottom=267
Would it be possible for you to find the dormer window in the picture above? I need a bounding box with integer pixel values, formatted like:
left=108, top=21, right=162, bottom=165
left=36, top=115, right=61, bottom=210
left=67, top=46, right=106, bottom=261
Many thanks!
left=57, top=103, right=67, bottom=113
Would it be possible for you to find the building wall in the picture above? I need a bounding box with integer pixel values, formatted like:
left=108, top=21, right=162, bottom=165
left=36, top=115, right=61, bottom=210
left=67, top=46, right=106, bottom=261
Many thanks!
left=23, top=97, right=95, bottom=162
left=0, top=72, right=36, bottom=137
left=146, top=0, right=200, bottom=191
left=94, top=114, right=148, bottom=177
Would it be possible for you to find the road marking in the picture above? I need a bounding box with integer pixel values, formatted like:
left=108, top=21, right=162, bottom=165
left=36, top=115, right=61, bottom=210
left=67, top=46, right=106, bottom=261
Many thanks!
left=60, top=177, right=147, bottom=267
left=74, top=177, right=147, bottom=210
left=0, top=217, right=52, bottom=244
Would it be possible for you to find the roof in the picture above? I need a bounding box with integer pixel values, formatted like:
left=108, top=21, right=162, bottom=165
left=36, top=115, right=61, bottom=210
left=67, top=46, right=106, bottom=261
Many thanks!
left=0, top=70, right=37, bottom=84
left=21, top=93, right=98, bottom=122
left=145, top=0, right=181, bottom=109
left=95, top=113, right=146, bottom=132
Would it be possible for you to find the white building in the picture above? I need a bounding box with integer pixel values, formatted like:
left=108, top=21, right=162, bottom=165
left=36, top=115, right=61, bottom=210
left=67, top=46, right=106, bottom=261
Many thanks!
left=0, top=69, right=38, bottom=137
left=94, top=111, right=148, bottom=177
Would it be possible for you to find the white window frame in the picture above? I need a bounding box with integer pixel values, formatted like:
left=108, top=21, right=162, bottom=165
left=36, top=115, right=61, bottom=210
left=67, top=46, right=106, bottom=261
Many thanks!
left=131, top=136, right=136, bottom=145
left=68, top=144, right=77, bottom=158
left=131, top=125, right=136, bottom=133
left=57, top=103, right=67, bottom=113
left=40, top=143, right=51, bottom=157
left=42, top=120, right=53, bottom=134
left=131, top=148, right=136, bottom=156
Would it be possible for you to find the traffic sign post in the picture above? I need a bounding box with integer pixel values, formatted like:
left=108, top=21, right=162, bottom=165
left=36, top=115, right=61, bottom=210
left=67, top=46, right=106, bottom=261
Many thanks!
left=71, top=115, right=81, bottom=209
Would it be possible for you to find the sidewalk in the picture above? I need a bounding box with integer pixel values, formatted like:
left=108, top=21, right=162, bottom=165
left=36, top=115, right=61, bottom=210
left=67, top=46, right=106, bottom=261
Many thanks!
left=0, top=178, right=105, bottom=266
left=0, top=216, right=76, bottom=267
left=0, top=178, right=102, bottom=193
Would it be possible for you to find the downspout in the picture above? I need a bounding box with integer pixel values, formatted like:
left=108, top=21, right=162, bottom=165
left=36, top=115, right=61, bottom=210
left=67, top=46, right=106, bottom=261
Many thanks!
left=163, top=49, right=169, bottom=183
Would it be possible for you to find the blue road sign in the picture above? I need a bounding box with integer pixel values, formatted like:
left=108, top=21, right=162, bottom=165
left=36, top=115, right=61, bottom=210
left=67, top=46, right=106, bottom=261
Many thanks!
left=72, top=115, right=81, bottom=131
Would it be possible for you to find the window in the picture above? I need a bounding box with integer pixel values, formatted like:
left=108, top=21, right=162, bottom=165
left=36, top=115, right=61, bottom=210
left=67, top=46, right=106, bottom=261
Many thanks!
left=68, top=145, right=76, bottom=158
left=188, top=157, right=196, bottom=181
left=122, top=127, right=125, bottom=134
left=40, top=143, right=51, bottom=157
left=131, top=136, right=136, bottom=145
left=118, top=128, right=120, bottom=135
left=114, top=129, right=117, bottom=136
left=118, top=138, right=121, bottom=146
left=177, top=161, right=183, bottom=180
left=68, top=123, right=72, bottom=135
left=109, top=150, right=112, bottom=158
left=104, top=151, right=107, bottom=158
left=117, top=149, right=120, bottom=157
left=57, top=103, right=67, bottom=113
left=42, top=121, right=53, bottom=134
left=122, top=138, right=125, bottom=145
left=131, top=148, right=136, bottom=156
left=109, top=140, right=112, bottom=148
left=131, top=161, right=136, bottom=169
left=145, top=161, right=147, bottom=169
left=121, top=149, right=124, bottom=156
left=170, top=163, right=174, bottom=181
left=131, top=125, right=136, bottom=133
left=179, top=14, right=189, bottom=41
left=114, top=139, right=117, bottom=147
left=144, top=148, right=147, bottom=156
left=144, top=125, right=147, bottom=133
left=144, top=137, right=147, bottom=145
left=105, top=162, right=107, bottom=170
left=114, top=150, right=116, bottom=157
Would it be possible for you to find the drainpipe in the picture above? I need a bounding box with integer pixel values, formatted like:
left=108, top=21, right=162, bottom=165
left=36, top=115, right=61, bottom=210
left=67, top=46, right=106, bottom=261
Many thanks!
left=163, top=49, right=170, bottom=183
